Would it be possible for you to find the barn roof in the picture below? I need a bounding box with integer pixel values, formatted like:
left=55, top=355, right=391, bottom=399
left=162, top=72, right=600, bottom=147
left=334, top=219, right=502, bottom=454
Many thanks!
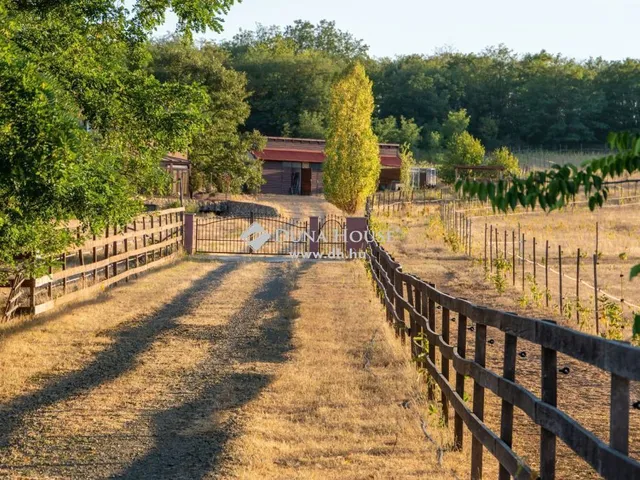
left=253, top=137, right=401, bottom=168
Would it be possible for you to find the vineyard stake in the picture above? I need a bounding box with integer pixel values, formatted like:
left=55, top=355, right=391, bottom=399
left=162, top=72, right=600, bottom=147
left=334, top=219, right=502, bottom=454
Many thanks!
left=594, top=254, right=599, bottom=335
left=490, top=225, right=494, bottom=273
left=512, top=230, right=516, bottom=286
left=504, top=229, right=507, bottom=260
left=545, top=240, right=549, bottom=307
left=576, top=249, right=581, bottom=325
left=522, top=234, right=526, bottom=291
left=484, top=223, right=488, bottom=270
left=559, top=246, right=563, bottom=314
left=533, top=237, right=537, bottom=282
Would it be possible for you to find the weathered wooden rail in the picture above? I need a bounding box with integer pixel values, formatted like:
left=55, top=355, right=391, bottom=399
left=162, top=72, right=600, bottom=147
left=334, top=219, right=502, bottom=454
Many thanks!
left=366, top=237, right=640, bottom=480
left=4, top=207, right=184, bottom=319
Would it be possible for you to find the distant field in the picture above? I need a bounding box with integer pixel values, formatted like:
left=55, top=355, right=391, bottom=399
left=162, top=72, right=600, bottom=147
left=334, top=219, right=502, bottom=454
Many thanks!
left=466, top=202, right=640, bottom=337
left=515, top=149, right=608, bottom=170
left=375, top=197, right=640, bottom=340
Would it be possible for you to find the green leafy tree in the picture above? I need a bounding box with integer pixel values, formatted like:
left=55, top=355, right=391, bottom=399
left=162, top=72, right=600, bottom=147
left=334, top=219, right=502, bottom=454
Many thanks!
left=150, top=36, right=265, bottom=195
left=0, top=0, right=239, bottom=279
left=297, top=111, right=327, bottom=139
left=324, top=64, right=380, bottom=213
left=441, top=132, right=485, bottom=182
left=442, top=109, right=471, bottom=141
left=373, top=116, right=422, bottom=148
left=456, top=132, right=640, bottom=337
left=487, top=146, right=521, bottom=176
left=373, top=117, right=399, bottom=143
left=399, top=145, right=416, bottom=191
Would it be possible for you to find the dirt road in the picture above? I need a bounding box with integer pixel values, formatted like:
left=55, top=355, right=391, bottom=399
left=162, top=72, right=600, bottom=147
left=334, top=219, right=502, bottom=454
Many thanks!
left=0, top=257, right=455, bottom=479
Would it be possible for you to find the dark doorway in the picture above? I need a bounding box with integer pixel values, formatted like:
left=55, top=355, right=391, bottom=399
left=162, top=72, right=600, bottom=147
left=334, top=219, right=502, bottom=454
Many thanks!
left=301, top=168, right=312, bottom=196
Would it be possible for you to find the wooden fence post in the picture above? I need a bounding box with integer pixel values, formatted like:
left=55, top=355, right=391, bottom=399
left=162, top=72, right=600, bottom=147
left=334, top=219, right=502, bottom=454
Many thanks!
left=48, top=265, right=53, bottom=300
left=412, top=284, right=422, bottom=359
left=541, top=328, right=558, bottom=479
left=133, top=220, right=139, bottom=269
left=150, top=216, right=156, bottom=262
left=471, top=322, right=487, bottom=480
left=124, top=224, right=129, bottom=281
left=454, top=313, right=467, bottom=451
left=428, top=288, right=436, bottom=401
left=394, top=273, right=406, bottom=344
left=441, top=306, right=450, bottom=426
left=610, top=373, right=630, bottom=455
left=112, top=225, right=118, bottom=277
left=61, top=254, right=67, bottom=295
left=499, top=333, right=518, bottom=480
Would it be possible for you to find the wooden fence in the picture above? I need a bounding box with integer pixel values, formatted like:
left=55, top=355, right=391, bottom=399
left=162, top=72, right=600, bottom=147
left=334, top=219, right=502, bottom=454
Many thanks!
left=7, top=207, right=184, bottom=318
left=366, top=234, right=640, bottom=479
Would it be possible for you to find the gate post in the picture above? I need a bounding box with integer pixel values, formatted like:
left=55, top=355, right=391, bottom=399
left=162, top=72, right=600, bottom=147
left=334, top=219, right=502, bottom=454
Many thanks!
left=184, top=214, right=197, bottom=254
left=346, top=217, right=368, bottom=259
left=309, top=216, right=320, bottom=255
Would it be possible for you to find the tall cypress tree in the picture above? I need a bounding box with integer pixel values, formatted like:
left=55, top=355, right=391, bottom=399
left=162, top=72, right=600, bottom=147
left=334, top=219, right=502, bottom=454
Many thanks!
left=324, top=63, right=380, bottom=213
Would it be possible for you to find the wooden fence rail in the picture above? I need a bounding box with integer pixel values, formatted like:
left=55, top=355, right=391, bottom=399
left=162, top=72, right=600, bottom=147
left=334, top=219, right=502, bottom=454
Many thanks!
left=7, top=207, right=185, bottom=318
left=366, top=233, right=640, bottom=479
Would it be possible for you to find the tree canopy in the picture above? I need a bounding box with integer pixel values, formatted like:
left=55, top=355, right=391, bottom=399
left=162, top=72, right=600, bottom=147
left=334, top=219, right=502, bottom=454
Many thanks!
left=150, top=36, right=265, bottom=194
left=0, top=0, right=239, bottom=278
left=221, top=26, right=640, bottom=152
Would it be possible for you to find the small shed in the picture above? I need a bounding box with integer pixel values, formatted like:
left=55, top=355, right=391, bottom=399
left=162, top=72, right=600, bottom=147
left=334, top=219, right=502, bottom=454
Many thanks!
left=161, top=152, right=190, bottom=197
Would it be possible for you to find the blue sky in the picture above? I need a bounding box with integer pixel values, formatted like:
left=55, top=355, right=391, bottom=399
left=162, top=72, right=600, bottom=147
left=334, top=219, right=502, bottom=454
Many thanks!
left=154, top=0, right=639, bottom=60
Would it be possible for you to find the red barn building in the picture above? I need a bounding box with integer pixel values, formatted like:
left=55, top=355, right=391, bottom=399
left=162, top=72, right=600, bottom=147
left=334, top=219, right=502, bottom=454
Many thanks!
left=254, top=137, right=401, bottom=195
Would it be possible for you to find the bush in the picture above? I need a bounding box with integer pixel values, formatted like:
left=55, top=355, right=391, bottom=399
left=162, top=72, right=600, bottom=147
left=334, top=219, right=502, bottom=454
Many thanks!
left=440, top=132, right=485, bottom=183
left=488, top=146, right=520, bottom=176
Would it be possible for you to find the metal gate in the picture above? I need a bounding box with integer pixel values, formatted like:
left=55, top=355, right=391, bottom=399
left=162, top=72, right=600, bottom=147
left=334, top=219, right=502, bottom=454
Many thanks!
left=196, top=215, right=309, bottom=255
left=318, top=214, right=347, bottom=257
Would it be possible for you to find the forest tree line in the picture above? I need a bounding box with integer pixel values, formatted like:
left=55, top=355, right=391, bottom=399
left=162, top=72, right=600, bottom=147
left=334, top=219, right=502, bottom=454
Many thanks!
left=213, top=20, right=640, bottom=154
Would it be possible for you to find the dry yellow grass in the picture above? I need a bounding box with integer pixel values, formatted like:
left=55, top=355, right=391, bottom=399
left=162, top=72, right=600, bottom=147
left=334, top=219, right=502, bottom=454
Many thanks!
left=465, top=201, right=640, bottom=325
left=222, top=260, right=465, bottom=480
left=0, top=255, right=457, bottom=479
left=374, top=208, right=640, bottom=478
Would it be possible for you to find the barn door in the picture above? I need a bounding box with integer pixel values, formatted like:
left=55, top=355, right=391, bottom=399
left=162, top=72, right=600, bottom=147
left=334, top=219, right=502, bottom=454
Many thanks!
left=301, top=168, right=312, bottom=196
